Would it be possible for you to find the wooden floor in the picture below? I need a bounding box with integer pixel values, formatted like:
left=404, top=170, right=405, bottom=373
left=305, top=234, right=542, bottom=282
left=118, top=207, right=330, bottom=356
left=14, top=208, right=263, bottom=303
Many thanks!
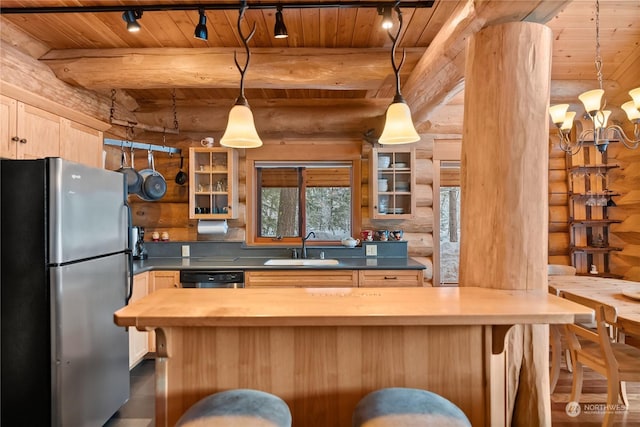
left=551, top=350, right=640, bottom=426
left=106, top=355, right=639, bottom=427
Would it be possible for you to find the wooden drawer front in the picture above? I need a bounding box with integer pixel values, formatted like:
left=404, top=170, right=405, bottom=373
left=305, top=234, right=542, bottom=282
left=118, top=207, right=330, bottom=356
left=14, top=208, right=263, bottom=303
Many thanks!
left=246, top=270, right=357, bottom=288
left=358, top=270, right=422, bottom=287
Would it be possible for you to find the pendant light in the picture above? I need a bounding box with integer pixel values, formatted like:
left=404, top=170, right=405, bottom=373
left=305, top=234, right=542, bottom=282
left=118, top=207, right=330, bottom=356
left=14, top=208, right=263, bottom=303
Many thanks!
left=220, top=1, right=263, bottom=149
left=378, top=3, right=420, bottom=145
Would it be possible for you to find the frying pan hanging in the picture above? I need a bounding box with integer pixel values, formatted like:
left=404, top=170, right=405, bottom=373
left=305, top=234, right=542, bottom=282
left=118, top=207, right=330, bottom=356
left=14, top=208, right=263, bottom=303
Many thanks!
left=175, top=155, right=187, bottom=185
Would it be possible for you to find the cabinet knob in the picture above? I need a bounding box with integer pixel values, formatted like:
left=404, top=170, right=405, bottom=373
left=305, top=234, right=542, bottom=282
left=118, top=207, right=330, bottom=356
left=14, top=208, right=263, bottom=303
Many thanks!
left=11, top=136, right=19, bottom=142
left=19, top=138, right=27, bottom=144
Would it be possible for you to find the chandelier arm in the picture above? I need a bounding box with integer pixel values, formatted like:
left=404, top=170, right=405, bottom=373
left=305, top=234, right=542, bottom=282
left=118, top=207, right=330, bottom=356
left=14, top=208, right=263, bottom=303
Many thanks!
left=558, top=130, right=582, bottom=155
left=607, top=124, right=640, bottom=149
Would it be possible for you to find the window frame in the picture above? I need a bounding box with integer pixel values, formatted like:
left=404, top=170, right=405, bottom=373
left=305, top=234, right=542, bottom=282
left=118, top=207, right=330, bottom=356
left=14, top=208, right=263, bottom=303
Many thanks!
left=245, top=141, right=362, bottom=246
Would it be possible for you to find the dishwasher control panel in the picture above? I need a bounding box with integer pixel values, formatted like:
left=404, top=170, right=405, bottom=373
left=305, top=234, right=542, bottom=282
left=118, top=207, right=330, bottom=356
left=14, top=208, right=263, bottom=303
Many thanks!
left=180, top=271, right=245, bottom=288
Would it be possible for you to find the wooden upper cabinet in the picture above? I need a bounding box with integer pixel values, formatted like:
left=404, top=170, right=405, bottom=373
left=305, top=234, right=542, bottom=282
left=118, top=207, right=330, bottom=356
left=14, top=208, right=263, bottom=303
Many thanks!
left=369, top=146, right=416, bottom=219
left=0, top=95, right=18, bottom=159
left=189, top=147, right=239, bottom=219
left=59, top=118, right=103, bottom=168
left=16, top=101, right=61, bottom=159
left=1, top=95, right=103, bottom=168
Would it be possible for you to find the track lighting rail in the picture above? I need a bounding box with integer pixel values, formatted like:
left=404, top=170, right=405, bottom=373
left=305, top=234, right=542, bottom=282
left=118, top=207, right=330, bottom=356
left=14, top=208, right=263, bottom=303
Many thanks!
left=0, top=1, right=434, bottom=15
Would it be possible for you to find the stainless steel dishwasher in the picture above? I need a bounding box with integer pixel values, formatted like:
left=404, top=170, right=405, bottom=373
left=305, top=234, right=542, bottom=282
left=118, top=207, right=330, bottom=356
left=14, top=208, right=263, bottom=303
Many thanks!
left=180, top=271, right=245, bottom=288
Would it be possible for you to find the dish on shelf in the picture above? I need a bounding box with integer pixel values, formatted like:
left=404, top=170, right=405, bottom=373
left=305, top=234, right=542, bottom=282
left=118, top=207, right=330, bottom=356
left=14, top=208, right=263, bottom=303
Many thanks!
left=378, top=155, right=391, bottom=169
left=622, top=291, right=640, bottom=301
left=390, top=162, right=407, bottom=168
left=394, top=182, right=409, bottom=191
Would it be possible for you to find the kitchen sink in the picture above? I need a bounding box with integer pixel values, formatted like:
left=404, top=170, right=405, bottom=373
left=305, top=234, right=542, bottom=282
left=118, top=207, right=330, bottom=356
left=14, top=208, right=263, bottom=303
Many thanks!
left=263, top=259, right=340, bottom=266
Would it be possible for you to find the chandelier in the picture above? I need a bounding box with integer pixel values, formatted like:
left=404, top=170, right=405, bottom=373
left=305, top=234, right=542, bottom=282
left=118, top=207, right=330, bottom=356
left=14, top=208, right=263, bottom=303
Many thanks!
left=549, top=0, right=639, bottom=154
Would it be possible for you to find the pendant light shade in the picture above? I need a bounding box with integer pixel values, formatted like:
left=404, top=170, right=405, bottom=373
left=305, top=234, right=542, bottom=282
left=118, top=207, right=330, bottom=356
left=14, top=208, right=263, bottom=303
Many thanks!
left=220, top=103, right=263, bottom=148
left=379, top=100, right=420, bottom=144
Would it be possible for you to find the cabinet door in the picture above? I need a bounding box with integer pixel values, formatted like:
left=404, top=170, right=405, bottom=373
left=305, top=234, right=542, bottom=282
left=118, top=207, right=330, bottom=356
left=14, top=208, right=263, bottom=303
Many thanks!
left=0, top=95, right=17, bottom=158
left=358, top=270, right=422, bottom=287
left=148, top=271, right=180, bottom=352
left=246, top=270, right=357, bottom=288
left=189, top=147, right=239, bottom=219
left=16, top=102, right=60, bottom=159
left=370, top=147, right=416, bottom=219
left=129, top=272, right=150, bottom=369
left=59, top=118, right=103, bottom=168
left=151, top=270, right=180, bottom=291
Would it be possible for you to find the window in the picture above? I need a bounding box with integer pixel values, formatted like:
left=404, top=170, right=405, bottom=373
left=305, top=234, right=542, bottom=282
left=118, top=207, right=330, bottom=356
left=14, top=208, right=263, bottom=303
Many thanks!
left=256, top=162, right=352, bottom=241
left=439, top=161, right=461, bottom=284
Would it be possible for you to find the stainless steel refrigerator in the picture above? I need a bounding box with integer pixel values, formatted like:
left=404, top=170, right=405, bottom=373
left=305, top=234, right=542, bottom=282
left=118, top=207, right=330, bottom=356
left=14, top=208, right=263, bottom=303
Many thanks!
left=1, top=157, right=130, bottom=426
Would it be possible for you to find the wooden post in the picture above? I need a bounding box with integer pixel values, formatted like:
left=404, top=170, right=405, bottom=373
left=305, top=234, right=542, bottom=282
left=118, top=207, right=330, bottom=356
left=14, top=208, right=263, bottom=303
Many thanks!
left=460, top=22, right=553, bottom=426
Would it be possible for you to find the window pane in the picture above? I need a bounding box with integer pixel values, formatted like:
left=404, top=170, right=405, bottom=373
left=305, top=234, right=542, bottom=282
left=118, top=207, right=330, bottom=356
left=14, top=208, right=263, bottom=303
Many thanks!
left=260, top=187, right=299, bottom=238
left=305, top=187, right=351, bottom=240
left=440, top=186, right=460, bottom=284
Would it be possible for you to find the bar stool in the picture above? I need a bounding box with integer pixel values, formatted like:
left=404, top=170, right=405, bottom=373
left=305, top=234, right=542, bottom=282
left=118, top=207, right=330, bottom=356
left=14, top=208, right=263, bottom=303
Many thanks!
left=353, top=387, right=471, bottom=427
left=175, top=389, right=292, bottom=427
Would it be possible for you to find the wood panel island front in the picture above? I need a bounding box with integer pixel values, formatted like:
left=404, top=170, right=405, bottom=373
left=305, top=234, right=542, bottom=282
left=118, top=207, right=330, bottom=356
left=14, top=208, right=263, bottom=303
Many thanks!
left=114, top=286, right=592, bottom=427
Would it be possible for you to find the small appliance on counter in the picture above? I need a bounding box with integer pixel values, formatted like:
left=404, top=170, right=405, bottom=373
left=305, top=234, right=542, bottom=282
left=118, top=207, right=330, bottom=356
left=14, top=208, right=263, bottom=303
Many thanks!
left=132, top=226, right=148, bottom=260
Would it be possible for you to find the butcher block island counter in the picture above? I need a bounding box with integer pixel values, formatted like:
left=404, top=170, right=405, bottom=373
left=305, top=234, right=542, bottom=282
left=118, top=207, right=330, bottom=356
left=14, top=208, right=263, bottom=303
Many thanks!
left=114, top=286, right=592, bottom=427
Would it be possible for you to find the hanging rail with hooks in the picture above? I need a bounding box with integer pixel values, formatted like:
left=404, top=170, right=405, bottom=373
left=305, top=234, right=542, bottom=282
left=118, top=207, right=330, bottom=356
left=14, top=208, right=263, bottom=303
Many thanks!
left=104, top=138, right=181, bottom=155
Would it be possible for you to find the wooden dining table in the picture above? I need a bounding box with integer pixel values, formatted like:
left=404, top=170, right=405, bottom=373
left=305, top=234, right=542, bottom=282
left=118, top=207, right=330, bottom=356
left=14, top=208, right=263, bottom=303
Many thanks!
left=548, top=275, right=640, bottom=337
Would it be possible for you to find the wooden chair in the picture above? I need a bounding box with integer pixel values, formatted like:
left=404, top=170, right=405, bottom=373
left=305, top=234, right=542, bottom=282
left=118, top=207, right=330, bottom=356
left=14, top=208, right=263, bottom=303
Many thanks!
left=562, top=292, right=640, bottom=427
left=548, top=264, right=576, bottom=392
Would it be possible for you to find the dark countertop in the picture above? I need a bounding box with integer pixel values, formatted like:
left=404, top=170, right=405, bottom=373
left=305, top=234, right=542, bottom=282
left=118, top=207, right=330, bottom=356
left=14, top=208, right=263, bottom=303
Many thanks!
left=133, top=256, right=426, bottom=275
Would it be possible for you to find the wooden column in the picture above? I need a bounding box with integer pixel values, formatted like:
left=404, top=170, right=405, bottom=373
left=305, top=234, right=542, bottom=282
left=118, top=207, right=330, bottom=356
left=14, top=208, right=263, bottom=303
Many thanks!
left=459, top=22, right=553, bottom=426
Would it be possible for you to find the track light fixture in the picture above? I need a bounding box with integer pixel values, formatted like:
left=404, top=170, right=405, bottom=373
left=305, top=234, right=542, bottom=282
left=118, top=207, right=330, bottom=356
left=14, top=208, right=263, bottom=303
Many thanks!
left=220, top=1, right=263, bottom=148
left=194, top=8, right=208, bottom=40
left=378, top=3, right=420, bottom=144
left=378, top=6, right=393, bottom=29
left=274, top=5, right=288, bottom=39
left=122, top=9, right=142, bottom=32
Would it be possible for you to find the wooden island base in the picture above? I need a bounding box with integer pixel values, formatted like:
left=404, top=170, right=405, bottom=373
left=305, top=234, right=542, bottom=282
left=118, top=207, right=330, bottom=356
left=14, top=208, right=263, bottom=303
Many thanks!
left=114, top=287, right=593, bottom=426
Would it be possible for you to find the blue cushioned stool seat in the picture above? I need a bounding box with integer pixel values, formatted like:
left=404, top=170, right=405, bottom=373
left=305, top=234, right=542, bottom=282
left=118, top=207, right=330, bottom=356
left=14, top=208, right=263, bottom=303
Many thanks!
left=353, top=387, right=471, bottom=427
left=175, top=389, right=292, bottom=427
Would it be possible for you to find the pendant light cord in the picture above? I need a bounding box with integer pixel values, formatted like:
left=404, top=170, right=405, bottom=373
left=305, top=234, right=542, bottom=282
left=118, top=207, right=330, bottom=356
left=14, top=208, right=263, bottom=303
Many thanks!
left=387, top=1, right=406, bottom=102
left=234, top=0, right=257, bottom=106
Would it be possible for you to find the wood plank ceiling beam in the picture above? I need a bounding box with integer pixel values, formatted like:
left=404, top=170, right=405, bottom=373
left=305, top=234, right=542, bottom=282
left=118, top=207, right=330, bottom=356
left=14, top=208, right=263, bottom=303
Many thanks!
left=40, top=47, right=425, bottom=91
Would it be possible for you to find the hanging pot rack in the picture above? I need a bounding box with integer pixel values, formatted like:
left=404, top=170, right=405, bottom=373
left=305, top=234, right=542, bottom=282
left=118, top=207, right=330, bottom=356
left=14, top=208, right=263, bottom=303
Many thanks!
left=104, top=138, right=181, bottom=155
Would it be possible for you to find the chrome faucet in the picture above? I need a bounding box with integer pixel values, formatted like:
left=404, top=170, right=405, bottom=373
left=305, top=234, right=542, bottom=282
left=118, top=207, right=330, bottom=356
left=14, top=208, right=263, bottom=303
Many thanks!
left=301, top=231, right=316, bottom=259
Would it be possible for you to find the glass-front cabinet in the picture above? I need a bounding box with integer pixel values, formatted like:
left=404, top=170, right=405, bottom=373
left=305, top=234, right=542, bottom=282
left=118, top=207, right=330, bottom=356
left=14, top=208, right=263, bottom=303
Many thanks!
left=369, top=146, right=416, bottom=219
left=189, top=147, right=238, bottom=219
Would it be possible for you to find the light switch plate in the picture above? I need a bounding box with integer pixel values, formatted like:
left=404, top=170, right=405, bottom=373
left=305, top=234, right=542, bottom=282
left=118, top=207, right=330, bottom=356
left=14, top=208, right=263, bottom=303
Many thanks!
left=181, top=245, right=190, bottom=257
left=366, top=245, right=377, bottom=256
